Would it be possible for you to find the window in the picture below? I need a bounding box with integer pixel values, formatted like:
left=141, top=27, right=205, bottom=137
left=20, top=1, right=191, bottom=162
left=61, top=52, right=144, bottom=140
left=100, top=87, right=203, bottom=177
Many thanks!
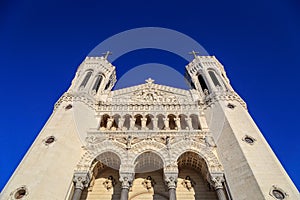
left=197, top=74, right=209, bottom=93
left=80, top=71, right=92, bottom=88
left=92, top=75, right=103, bottom=93
left=208, top=71, right=221, bottom=87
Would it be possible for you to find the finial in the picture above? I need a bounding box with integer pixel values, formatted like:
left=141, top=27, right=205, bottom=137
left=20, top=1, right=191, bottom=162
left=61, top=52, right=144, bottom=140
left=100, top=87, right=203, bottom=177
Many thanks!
left=145, top=78, right=154, bottom=84
left=102, top=51, right=112, bottom=60
left=188, top=50, right=200, bottom=59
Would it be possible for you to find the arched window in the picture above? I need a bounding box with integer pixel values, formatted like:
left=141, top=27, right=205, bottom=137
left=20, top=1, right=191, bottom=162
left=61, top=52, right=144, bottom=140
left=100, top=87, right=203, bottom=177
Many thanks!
left=134, top=114, right=142, bottom=130
left=92, top=74, right=103, bottom=94
left=80, top=71, right=92, bottom=88
left=104, top=80, right=111, bottom=90
left=197, top=74, right=209, bottom=92
left=168, top=114, right=177, bottom=130
left=208, top=70, right=221, bottom=87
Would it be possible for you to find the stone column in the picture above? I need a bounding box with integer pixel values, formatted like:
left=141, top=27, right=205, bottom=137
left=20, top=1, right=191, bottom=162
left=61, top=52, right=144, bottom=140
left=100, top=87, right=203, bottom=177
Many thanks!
left=174, top=117, right=181, bottom=130
left=210, top=174, right=227, bottom=200
left=164, top=165, right=178, bottom=200
left=118, top=117, right=124, bottom=130
left=152, top=117, right=158, bottom=130
left=119, top=173, right=134, bottom=200
left=164, top=174, right=177, bottom=200
left=72, top=172, right=90, bottom=200
left=130, top=117, right=136, bottom=130
left=186, top=118, right=193, bottom=130
left=141, top=117, right=147, bottom=130
left=163, top=117, right=169, bottom=130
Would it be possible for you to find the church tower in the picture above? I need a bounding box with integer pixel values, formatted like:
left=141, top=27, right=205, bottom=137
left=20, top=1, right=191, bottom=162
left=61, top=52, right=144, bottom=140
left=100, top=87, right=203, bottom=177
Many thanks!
left=0, top=54, right=299, bottom=200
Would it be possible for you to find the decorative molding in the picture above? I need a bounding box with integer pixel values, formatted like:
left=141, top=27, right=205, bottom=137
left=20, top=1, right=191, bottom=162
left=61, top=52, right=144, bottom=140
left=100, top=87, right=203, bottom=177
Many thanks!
left=209, top=173, right=225, bottom=190
left=73, top=171, right=91, bottom=190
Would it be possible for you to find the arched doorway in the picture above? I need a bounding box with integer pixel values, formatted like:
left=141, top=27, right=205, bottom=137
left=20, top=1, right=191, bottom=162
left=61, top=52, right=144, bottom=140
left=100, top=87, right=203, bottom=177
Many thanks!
left=80, top=152, right=121, bottom=200
left=130, top=151, right=168, bottom=200
left=176, top=152, right=218, bottom=200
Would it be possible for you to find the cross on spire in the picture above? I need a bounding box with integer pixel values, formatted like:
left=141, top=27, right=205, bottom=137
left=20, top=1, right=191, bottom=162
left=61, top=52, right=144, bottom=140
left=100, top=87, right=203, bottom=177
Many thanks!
left=102, top=51, right=112, bottom=60
left=189, top=50, right=200, bottom=59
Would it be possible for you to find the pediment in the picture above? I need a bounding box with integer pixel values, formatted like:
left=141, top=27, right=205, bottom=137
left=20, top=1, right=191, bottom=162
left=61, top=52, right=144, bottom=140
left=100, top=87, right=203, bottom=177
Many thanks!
left=109, top=82, right=195, bottom=104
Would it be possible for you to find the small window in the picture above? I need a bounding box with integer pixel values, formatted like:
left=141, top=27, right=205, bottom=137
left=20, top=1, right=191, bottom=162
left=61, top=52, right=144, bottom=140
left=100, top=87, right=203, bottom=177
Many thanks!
left=12, top=187, right=28, bottom=199
left=104, top=80, right=111, bottom=90
left=92, top=75, right=103, bottom=93
left=44, top=136, right=56, bottom=145
left=242, top=135, right=256, bottom=145
left=80, top=71, right=92, bottom=88
left=15, top=189, right=26, bottom=199
left=65, top=104, right=72, bottom=110
left=198, top=74, right=209, bottom=93
left=208, top=71, right=221, bottom=87
left=272, top=190, right=285, bottom=199
left=269, top=186, right=287, bottom=200
left=227, top=103, right=235, bottom=109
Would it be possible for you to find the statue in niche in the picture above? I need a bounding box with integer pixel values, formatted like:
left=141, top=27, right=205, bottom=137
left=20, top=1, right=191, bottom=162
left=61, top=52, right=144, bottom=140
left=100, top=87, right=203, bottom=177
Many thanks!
left=106, top=118, right=114, bottom=130
left=103, top=175, right=116, bottom=191
left=182, top=176, right=196, bottom=191
left=126, top=135, right=132, bottom=149
left=204, top=89, right=209, bottom=96
left=142, top=176, right=156, bottom=190
left=165, top=136, right=171, bottom=150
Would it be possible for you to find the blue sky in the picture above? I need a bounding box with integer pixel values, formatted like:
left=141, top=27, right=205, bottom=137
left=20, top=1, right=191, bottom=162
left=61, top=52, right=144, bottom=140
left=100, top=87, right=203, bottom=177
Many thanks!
left=0, top=0, right=299, bottom=191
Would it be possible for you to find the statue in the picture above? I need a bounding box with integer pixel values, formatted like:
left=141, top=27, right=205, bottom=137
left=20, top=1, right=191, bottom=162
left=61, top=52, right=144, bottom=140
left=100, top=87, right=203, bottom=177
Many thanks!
left=103, top=175, right=116, bottom=190
left=106, top=118, right=114, bottom=130
left=142, top=176, right=156, bottom=190
left=182, top=176, right=195, bottom=191
left=126, top=135, right=132, bottom=149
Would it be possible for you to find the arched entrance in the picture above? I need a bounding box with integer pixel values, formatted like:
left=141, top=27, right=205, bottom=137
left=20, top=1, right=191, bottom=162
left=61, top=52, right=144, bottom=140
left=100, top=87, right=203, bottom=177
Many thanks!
left=129, top=151, right=168, bottom=200
left=176, top=152, right=218, bottom=200
left=80, top=152, right=121, bottom=200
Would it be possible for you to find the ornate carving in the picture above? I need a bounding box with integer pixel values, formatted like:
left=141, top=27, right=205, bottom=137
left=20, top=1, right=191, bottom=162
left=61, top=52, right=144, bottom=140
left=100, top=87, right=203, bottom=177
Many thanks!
left=73, top=172, right=90, bottom=190
left=119, top=173, right=135, bottom=189
left=85, top=136, right=106, bottom=145
left=205, top=135, right=217, bottom=147
left=142, top=176, right=156, bottom=190
left=103, top=176, right=116, bottom=190
left=210, top=174, right=225, bottom=189
left=131, top=87, right=178, bottom=103
left=182, top=176, right=196, bottom=191
left=164, top=174, right=178, bottom=189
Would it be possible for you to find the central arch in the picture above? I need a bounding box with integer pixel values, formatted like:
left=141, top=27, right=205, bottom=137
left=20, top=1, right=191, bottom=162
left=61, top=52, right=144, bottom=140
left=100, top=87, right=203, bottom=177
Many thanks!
left=130, top=151, right=168, bottom=200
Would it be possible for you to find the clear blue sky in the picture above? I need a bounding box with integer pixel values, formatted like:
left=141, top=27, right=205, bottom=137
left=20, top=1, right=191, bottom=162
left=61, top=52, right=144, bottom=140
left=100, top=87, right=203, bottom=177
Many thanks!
left=0, top=0, right=299, bottom=191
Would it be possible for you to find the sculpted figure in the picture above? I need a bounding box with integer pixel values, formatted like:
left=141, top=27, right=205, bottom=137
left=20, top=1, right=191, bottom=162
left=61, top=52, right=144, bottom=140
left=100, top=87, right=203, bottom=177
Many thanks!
left=103, top=176, right=115, bottom=190
left=182, top=176, right=195, bottom=191
left=142, top=176, right=155, bottom=190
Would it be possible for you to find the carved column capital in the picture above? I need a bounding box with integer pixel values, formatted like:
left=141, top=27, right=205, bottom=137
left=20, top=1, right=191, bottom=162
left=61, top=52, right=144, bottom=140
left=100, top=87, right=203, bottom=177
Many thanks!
left=210, top=174, right=225, bottom=189
left=164, top=174, right=178, bottom=189
left=164, top=164, right=178, bottom=189
left=119, top=172, right=135, bottom=189
left=73, top=171, right=91, bottom=190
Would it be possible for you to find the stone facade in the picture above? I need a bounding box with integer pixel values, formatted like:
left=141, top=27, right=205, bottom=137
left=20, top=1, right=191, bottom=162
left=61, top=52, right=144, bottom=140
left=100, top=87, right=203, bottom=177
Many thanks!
left=0, top=55, right=299, bottom=200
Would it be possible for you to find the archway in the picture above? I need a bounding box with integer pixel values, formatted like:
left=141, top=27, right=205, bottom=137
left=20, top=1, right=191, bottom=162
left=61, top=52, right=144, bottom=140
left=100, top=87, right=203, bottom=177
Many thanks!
left=80, top=152, right=121, bottom=200
left=130, top=151, right=167, bottom=200
left=176, top=152, right=218, bottom=200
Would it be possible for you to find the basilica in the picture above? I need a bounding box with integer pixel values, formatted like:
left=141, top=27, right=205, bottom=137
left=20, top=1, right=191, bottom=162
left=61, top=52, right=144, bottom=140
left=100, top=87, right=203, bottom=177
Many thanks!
left=1, top=55, right=299, bottom=200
